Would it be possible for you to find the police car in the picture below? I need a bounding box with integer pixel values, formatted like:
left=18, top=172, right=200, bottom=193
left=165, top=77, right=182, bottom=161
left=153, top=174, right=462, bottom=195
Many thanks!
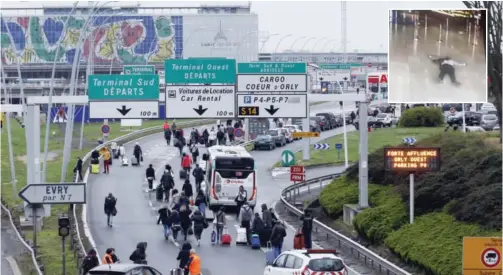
left=88, top=263, right=162, bottom=274
left=264, top=249, right=348, bottom=275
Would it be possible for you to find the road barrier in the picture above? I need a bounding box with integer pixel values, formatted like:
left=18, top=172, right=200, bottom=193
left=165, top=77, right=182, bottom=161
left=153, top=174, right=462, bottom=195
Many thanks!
left=280, top=173, right=413, bottom=275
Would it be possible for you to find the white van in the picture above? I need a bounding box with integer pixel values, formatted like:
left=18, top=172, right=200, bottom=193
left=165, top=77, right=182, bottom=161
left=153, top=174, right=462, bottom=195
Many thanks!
left=201, top=145, right=257, bottom=211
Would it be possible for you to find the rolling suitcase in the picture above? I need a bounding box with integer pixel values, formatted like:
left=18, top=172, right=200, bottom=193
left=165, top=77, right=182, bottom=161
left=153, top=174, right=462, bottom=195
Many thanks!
left=91, top=163, right=99, bottom=174
left=236, top=227, right=247, bottom=245
left=121, top=156, right=129, bottom=166
left=156, top=186, right=164, bottom=201
left=221, top=227, right=232, bottom=245
left=294, top=228, right=305, bottom=249
left=250, top=234, right=261, bottom=249
left=170, top=268, right=183, bottom=275
left=131, top=156, right=139, bottom=166
left=179, top=169, right=187, bottom=179
left=265, top=242, right=276, bottom=265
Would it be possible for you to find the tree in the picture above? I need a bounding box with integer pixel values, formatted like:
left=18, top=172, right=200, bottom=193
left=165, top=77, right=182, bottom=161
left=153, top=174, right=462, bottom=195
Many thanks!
left=463, top=2, right=502, bottom=142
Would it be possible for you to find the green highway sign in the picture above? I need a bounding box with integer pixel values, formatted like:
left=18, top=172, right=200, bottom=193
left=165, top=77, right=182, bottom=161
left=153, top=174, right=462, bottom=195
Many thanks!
left=238, top=62, right=307, bottom=74
left=123, top=65, right=156, bottom=75
left=320, top=63, right=362, bottom=70
left=88, top=74, right=160, bottom=100
left=165, top=58, right=236, bottom=84
left=281, top=149, right=296, bottom=167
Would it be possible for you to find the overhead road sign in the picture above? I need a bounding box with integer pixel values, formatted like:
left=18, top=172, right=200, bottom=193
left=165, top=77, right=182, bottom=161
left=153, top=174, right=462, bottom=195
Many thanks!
left=237, top=94, right=307, bottom=118
left=319, top=63, right=361, bottom=70
left=88, top=74, right=160, bottom=101
left=165, top=85, right=236, bottom=118
left=316, top=69, right=350, bottom=82
left=19, top=183, right=86, bottom=204
left=89, top=101, right=159, bottom=119
left=123, top=65, right=156, bottom=75
left=292, top=132, right=320, bottom=138
left=313, top=143, right=330, bottom=150
left=384, top=147, right=441, bottom=172
left=165, top=58, right=236, bottom=84
left=463, top=237, right=502, bottom=275
left=238, top=62, right=307, bottom=74
left=237, top=75, right=307, bottom=92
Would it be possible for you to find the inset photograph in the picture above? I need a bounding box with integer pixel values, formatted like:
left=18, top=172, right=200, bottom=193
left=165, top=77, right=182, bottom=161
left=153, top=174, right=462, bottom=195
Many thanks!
left=388, top=9, right=487, bottom=103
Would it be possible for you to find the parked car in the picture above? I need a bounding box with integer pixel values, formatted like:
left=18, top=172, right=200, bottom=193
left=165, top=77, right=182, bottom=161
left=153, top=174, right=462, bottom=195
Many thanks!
left=375, top=113, right=394, bottom=127
left=280, top=128, right=294, bottom=143
left=88, top=263, right=162, bottom=275
left=253, top=135, right=276, bottom=151
left=265, top=129, right=287, bottom=147
left=315, top=112, right=338, bottom=129
left=480, top=114, right=499, bottom=131
left=465, top=111, right=483, bottom=126
left=354, top=117, right=384, bottom=130
left=480, top=103, right=496, bottom=112
left=309, top=119, right=322, bottom=133
left=311, top=116, right=330, bottom=131
left=284, top=124, right=302, bottom=140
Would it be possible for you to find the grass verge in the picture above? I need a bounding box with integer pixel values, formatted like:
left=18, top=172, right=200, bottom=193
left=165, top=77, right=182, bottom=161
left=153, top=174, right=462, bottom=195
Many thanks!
left=0, top=118, right=212, bottom=275
left=274, top=127, right=444, bottom=167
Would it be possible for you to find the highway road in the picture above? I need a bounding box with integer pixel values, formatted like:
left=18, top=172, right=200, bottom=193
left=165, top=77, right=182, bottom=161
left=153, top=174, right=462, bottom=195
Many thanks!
left=86, top=101, right=361, bottom=274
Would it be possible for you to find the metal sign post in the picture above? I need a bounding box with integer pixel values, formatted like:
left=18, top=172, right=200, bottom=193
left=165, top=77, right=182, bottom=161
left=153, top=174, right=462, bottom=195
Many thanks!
left=409, top=173, right=415, bottom=224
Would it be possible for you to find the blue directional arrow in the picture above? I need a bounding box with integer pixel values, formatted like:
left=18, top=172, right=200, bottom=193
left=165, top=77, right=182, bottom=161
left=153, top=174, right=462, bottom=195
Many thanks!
left=313, top=143, right=330, bottom=150
left=402, top=137, right=417, bottom=145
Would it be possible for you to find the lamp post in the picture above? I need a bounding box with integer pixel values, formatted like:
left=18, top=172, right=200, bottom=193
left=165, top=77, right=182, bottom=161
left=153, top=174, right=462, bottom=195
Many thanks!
left=274, top=34, right=293, bottom=54
left=322, top=39, right=338, bottom=52
left=289, top=36, right=307, bottom=51
left=237, top=31, right=259, bottom=61
left=300, top=37, right=316, bottom=52
left=259, top=33, right=279, bottom=53
left=312, top=37, right=329, bottom=52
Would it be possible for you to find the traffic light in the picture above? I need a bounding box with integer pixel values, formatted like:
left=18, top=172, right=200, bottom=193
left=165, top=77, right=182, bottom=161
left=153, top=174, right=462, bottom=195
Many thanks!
left=58, top=215, right=70, bottom=237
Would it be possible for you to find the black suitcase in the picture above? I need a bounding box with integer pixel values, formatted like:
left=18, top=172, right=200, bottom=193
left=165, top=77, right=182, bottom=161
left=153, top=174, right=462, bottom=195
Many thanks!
left=156, top=187, right=164, bottom=201
left=131, top=156, right=139, bottom=166
left=199, top=138, right=205, bottom=145
left=179, top=169, right=187, bottom=179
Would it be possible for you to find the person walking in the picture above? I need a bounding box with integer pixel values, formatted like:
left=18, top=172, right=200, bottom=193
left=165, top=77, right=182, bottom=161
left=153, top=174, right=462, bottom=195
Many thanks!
left=73, top=157, right=83, bottom=181
left=182, top=153, right=192, bottom=174
left=110, top=248, right=120, bottom=263
left=145, top=164, right=156, bottom=191
left=80, top=248, right=99, bottom=274
left=177, top=242, right=192, bottom=275
left=102, top=148, right=111, bottom=174
left=234, top=186, right=248, bottom=219
left=185, top=249, right=202, bottom=275
left=215, top=206, right=226, bottom=244
left=104, top=193, right=117, bottom=227
left=251, top=212, right=266, bottom=246
left=190, top=142, right=199, bottom=163
left=182, top=179, right=193, bottom=200
left=169, top=210, right=182, bottom=243
left=238, top=201, right=253, bottom=245
left=192, top=164, right=204, bottom=192
left=194, top=190, right=207, bottom=217
left=160, top=165, right=175, bottom=202
left=270, top=221, right=287, bottom=258
left=157, top=207, right=171, bottom=240
left=164, top=129, right=172, bottom=146
left=179, top=203, right=192, bottom=241
left=300, top=209, right=314, bottom=249
left=118, top=144, right=126, bottom=161
left=102, top=248, right=115, bottom=264
left=191, top=209, right=208, bottom=246
left=133, top=142, right=143, bottom=166
left=129, top=242, right=147, bottom=264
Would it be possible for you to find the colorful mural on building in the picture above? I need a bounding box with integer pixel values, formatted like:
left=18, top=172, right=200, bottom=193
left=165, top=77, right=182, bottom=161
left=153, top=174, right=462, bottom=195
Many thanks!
left=0, top=15, right=183, bottom=65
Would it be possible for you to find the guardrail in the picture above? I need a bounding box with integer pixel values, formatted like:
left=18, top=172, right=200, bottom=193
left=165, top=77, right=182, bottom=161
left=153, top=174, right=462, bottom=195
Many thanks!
left=280, top=173, right=412, bottom=275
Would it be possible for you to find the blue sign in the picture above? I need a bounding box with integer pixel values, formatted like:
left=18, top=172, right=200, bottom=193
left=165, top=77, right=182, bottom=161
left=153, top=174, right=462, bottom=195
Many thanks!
left=335, top=143, right=343, bottom=150
left=101, top=125, right=110, bottom=134
left=234, top=128, right=244, bottom=138
left=403, top=137, right=417, bottom=145
left=244, top=96, right=252, bottom=104
left=313, top=143, right=330, bottom=150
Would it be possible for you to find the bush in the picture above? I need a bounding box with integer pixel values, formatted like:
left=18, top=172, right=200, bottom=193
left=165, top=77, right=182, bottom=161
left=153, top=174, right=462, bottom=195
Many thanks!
left=384, top=212, right=500, bottom=275
left=398, top=107, right=444, bottom=127
left=353, top=186, right=407, bottom=244
left=319, top=176, right=358, bottom=217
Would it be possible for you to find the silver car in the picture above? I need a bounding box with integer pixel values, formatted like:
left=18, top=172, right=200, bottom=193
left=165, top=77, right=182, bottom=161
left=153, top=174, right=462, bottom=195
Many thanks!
left=480, top=114, right=499, bottom=131
left=88, top=263, right=162, bottom=275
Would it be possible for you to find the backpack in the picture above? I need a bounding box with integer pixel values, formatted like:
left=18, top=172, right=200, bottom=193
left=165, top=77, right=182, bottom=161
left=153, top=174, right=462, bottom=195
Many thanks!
left=241, top=206, right=253, bottom=221
left=81, top=256, right=94, bottom=271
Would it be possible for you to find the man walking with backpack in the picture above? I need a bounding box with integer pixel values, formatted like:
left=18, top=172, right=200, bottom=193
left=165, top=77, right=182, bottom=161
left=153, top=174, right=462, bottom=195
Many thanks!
left=81, top=248, right=99, bottom=274
left=239, top=201, right=253, bottom=245
left=192, top=164, right=204, bottom=192
left=104, top=193, right=117, bottom=227
left=160, top=165, right=174, bottom=202
left=300, top=209, right=314, bottom=249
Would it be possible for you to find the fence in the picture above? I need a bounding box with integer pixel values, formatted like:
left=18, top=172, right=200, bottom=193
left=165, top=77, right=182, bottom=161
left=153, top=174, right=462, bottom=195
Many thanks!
left=280, top=173, right=413, bottom=275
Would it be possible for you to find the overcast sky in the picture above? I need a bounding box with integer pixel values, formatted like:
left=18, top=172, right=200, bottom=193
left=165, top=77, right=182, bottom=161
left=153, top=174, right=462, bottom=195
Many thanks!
left=1, top=1, right=467, bottom=52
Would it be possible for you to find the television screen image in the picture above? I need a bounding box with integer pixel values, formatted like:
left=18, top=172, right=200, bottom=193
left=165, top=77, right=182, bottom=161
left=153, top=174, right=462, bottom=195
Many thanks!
left=388, top=9, right=487, bottom=103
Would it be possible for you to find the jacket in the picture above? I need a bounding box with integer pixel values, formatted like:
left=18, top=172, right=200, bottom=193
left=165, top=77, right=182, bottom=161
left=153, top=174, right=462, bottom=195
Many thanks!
left=192, top=167, right=204, bottom=181
left=215, top=210, right=226, bottom=227
left=157, top=208, right=171, bottom=225
left=169, top=211, right=181, bottom=227
left=104, top=196, right=116, bottom=215
left=75, top=159, right=83, bottom=170
left=179, top=208, right=192, bottom=230
left=187, top=254, right=201, bottom=275
left=129, top=242, right=147, bottom=264
left=102, top=253, right=113, bottom=264
left=261, top=205, right=273, bottom=229
left=133, top=145, right=142, bottom=157
left=191, top=211, right=207, bottom=229
left=182, top=155, right=192, bottom=169
left=235, top=190, right=247, bottom=203
left=160, top=171, right=174, bottom=190
left=177, top=242, right=192, bottom=268
left=103, top=151, right=111, bottom=161
left=163, top=122, right=170, bottom=130
left=270, top=223, right=287, bottom=246
left=239, top=204, right=253, bottom=223
left=252, top=215, right=264, bottom=232
left=300, top=214, right=313, bottom=232
left=195, top=193, right=206, bottom=207
left=81, top=249, right=99, bottom=274
left=182, top=182, right=193, bottom=198
left=146, top=167, right=155, bottom=179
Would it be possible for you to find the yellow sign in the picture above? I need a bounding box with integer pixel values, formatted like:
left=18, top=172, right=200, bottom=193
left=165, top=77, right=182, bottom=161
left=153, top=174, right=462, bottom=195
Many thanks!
left=292, top=132, right=320, bottom=138
left=463, top=237, right=502, bottom=275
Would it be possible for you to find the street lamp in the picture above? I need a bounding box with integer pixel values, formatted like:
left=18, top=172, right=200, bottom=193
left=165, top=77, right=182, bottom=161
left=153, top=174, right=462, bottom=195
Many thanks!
left=274, top=34, right=292, bottom=54
left=260, top=33, right=279, bottom=53
left=289, top=36, right=307, bottom=51
left=237, top=31, right=259, bottom=61
left=312, top=37, right=329, bottom=52
left=300, top=37, right=316, bottom=52
left=322, top=39, right=338, bottom=52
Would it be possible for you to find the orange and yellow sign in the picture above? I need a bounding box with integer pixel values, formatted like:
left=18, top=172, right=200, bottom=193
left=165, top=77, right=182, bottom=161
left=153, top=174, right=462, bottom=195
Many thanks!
left=292, top=132, right=320, bottom=138
left=463, top=237, right=502, bottom=275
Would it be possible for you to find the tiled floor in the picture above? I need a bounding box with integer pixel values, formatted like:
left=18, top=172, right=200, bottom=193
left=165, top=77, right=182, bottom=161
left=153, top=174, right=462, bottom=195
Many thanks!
left=388, top=22, right=487, bottom=103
